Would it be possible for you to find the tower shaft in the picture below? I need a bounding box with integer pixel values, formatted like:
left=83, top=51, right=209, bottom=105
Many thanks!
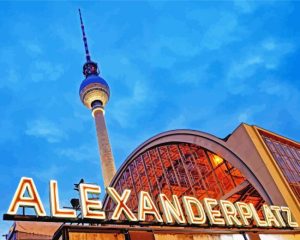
left=93, top=109, right=116, bottom=187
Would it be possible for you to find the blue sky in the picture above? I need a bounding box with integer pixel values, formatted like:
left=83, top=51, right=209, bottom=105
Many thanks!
left=0, top=0, right=300, bottom=235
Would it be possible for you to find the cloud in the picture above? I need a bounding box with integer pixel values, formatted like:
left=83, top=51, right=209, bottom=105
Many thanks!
left=260, top=39, right=295, bottom=69
left=187, top=9, right=240, bottom=50
left=176, top=64, right=210, bottom=85
left=233, top=0, right=281, bottom=14
left=258, top=79, right=300, bottom=120
left=143, top=35, right=201, bottom=68
left=237, top=105, right=266, bottom=123
left=110, top=80, right=150, bottom=127
left=22, top=41, right=43, bottom=56
left=233, top=0, right=258, bottom=13
left=166, top=114, right=188, bottom=130
left=0, top=48, right=21, bottom=88
left=25, top=119, right=67, bottom=143
left=102, top=52, right=158, bottom=128
left=259, top=79, right=291, bottom=99
left=30, top=61, right=64, bottom=82
left=7, top=68, right=20, bottom=84
left=50, top=24, right=82, bottom=54
left=110, top=130, right=153, bottom=164
left=201, top=12, right=239, bottom=50
left=0, top=119, right=19, bottom=144
left=226, top=38, right=295, bottom=94
left=56, top=144, right=99, bottom=165
left=30, top=165, right=63, bottom=182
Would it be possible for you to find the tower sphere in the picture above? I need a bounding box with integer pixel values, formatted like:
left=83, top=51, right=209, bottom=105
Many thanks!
left=79, top=74, right=110, bottom=109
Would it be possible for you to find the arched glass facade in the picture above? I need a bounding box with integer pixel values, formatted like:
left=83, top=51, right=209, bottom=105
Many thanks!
left=104, top=142, right=265, bottom=219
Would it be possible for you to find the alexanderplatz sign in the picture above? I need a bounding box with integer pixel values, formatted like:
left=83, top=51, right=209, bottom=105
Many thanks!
left=3, top=177, right=299, bottom=229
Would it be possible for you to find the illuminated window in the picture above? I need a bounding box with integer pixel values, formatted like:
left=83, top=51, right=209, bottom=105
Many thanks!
left=259, top=130, right=300, bottom=202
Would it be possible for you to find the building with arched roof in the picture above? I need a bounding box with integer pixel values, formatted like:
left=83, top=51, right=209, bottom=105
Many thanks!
left=104, top=128, right=269, bottom=217
left=103, top=124, right=300, bottom=222
left=50, top=124, right=300, bottom=240
left=6, top=123, right=300, bottom=240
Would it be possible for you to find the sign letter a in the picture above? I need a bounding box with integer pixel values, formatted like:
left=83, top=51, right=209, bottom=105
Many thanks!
left=7, top=177, right=46, bottom=216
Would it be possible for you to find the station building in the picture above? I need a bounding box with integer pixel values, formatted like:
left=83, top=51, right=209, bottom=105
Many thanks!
left=6, top=124, right=300, bottom=240
left=4, top=10, right=300, bottom=240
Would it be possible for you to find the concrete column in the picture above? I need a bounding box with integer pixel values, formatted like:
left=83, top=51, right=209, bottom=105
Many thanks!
left=93, top=109, right=116, bottom=187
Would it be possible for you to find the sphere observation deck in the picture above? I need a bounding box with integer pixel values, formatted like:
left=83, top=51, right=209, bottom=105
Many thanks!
left=79, top=74, right=110, bottom=110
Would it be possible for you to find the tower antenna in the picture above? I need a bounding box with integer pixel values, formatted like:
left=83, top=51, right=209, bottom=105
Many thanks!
left=78, top=9, right=91, bottom=62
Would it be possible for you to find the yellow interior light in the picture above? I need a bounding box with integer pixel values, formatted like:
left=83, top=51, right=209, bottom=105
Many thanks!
left=212, top=154, right=223, bottom=166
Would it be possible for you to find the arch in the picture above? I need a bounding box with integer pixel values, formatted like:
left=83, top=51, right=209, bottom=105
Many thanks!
left=104, top=130, right=272, bottom=212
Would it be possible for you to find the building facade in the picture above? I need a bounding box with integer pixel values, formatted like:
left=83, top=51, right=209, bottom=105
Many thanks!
left=7, top=124, right=299, bottom=240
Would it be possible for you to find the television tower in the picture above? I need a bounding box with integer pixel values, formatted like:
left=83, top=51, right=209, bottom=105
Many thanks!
left=78, top=9, right=116, bottom=187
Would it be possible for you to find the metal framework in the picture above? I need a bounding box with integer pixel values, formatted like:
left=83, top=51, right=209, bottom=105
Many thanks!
left=104, top=142, right=265, bottom=220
